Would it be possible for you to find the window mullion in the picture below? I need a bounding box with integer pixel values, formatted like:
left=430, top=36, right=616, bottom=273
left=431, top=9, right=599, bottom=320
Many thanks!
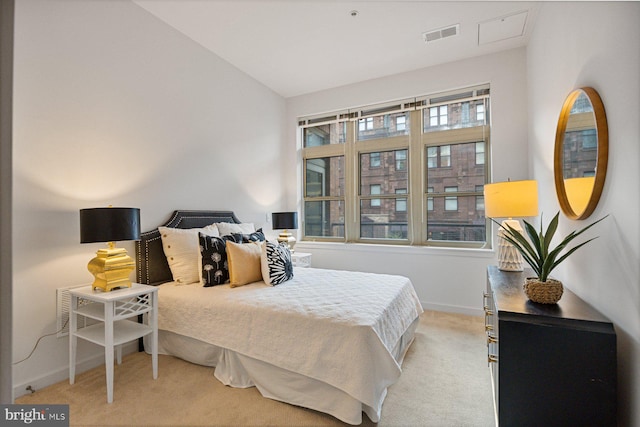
left=409, top=110, right=423, bottom=244
left=344, top=120, right=358, bottom=242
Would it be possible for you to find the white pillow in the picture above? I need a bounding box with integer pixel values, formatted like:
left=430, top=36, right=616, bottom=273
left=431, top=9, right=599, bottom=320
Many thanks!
left=158, top=225, right=219, bottom=285
left=216, top=222, right=255, bottom=236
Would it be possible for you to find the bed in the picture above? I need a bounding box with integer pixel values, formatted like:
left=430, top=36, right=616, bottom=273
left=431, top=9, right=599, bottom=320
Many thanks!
left=135, top=210, right=424, bottom=425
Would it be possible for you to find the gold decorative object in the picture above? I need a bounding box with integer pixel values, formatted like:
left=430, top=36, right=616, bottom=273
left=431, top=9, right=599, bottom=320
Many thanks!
left=86, top=244, right=136, bottom=292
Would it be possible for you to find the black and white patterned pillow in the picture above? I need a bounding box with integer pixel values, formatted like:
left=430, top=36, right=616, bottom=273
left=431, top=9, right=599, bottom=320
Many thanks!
left=199, top=233, right=242, bottom=287
left=260, top=241, right=294, bottom=286
left=234, top=228, right=266, bottom=243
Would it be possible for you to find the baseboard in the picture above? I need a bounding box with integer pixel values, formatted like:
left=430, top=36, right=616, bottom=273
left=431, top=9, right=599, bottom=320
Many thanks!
left=421, top=301, right=483, bottom=317
left=12, top=342, right=138, bottom=401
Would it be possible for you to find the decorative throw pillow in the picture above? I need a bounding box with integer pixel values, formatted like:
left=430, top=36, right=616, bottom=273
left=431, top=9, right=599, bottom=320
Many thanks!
left=216, top=222, right=255, bottom=236
left=226, top=241, right=263, bottom=287
left=159, top=225, right=219, bottom=285
left=199, top=233, right=242, bottom=287
left=261, top=241, right=294, bottom=286
left=235, top=228, right=265, bottom=243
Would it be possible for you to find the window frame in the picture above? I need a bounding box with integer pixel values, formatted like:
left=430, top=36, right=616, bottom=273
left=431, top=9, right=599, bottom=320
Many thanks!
left=300, top=86, right=491, bottom=248
left=302, top=154, right=346, bottom=239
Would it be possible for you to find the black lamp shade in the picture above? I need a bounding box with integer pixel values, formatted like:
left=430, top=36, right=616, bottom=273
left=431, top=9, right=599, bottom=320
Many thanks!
left=80, top=207, right=141, bottom=243
left=272, top=212, right=298, bottom=230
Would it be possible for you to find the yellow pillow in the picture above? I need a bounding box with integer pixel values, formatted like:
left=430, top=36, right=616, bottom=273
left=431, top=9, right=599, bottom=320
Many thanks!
left=226, top=241, right=263, bottom=287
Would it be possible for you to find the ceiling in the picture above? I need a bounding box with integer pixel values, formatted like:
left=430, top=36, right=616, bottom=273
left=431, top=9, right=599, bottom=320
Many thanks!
left=133, top=1, right=540, bottom=98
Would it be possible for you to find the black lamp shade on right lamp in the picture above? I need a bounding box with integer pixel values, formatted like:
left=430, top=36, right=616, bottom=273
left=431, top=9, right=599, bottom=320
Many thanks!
left=272, top=212, right=298, bottom=252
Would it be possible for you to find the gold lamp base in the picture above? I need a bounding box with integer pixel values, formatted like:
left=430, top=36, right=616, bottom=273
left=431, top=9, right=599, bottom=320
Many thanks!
left=87, top=244, right=135, bottom=292
left=277, top=231, right=296, bottom=253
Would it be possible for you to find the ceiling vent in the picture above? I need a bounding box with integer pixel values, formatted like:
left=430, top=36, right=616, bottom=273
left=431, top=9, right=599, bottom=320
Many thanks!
left=422, top=24, right=459, bottom=43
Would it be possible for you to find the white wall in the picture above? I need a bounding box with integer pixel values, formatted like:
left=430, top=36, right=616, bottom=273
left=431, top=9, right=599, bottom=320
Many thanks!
left=527, top=2, right=640, bottom=425
left=12, top=0, right=286, bottom=398
left=288, top=48, right=530, bottom=314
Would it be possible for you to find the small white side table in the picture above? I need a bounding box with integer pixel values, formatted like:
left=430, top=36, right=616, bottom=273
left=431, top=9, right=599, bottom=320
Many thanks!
left=69, top=283, right=158, bottom=403
left=291, top=252, right=312, bottom=268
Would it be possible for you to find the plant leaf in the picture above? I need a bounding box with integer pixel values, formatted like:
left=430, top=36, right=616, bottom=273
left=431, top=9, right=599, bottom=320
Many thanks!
left=522, top=220, right=543, bottom=259
left=542, top=213, right=560, bottom=259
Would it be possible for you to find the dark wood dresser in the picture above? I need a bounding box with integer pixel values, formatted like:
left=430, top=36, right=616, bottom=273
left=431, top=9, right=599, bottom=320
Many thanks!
left=484, top=266, right=616, bottom=426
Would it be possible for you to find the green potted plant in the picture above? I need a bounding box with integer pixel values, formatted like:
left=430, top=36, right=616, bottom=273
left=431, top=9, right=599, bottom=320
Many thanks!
left=494, top=212, right=607, bottom=304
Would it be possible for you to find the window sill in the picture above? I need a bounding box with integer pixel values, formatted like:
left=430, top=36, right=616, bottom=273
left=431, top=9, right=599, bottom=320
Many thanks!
left=296, top=240, right=495, bottom=259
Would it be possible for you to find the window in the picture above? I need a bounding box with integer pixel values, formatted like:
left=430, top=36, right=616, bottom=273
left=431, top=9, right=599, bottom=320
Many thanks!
left=395, top=150, right=407, bottom=170
left=304, top=156, right=345, bottom=238
left=357, top=112, right=409, bottom=141
left=581, top=129, right=597, bottom=150
left=475, top=185, right=485, bottom=211
left=427, top=147, right=438, bottom=168
left=424, top=95, right=489, bottom=132
left=302, top=121, right=346, bottom=147
left=370, top=152, right=381, bottom=168
left=440, top=145, right=451, bottom=167
left=359, top=149, right=409, bottom=239
left=395, top=188, right=407, bottom=212
left=359, top=117, right=373, bottom=132
left=425, top=141, right=487, bottom=243
left=427, top=146, right=451, bottom=168
left=476, top=103, right=485, bottom=122
left=475, top=142, right=485, bottom=165
left=396, top=116, right=407, bottom=131
left=301, top=85, right=490, bottom=247
left=427, top=187, right=434, bottom=211
left=370, top=184, right=381, bottom=207
left=429, top=105, right=448, bottom=127
left=444, top=186, right=458, bottom=211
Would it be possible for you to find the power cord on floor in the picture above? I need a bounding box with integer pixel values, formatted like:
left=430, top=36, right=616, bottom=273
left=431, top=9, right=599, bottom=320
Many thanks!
left=12, top=318, right=69, bottom=365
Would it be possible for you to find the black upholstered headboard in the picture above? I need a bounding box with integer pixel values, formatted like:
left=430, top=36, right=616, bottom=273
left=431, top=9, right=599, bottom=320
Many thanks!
left=135, top=210, right=241, bottom=286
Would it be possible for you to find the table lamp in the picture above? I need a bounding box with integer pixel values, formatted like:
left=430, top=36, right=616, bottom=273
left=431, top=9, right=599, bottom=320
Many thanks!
left=80, top=207, right=141, bottom=291
left=272, top=212, right=298, bottom=253
left=484, top=180, right=538, bottom=271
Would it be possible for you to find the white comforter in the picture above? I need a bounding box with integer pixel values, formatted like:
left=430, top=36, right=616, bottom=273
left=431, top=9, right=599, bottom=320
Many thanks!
left=157, top=267, right=423, bottom=418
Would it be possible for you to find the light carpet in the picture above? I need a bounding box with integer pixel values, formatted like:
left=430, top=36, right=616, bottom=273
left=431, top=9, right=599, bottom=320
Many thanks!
left=16, top=310, right=494, bottom=426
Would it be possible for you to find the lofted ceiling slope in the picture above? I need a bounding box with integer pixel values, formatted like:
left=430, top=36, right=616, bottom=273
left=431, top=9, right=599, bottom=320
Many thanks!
left=133, top=1, right=540, bottom=98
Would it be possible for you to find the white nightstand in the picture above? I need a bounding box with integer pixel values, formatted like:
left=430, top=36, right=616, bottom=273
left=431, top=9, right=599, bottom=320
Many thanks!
left=69, top=283, right=158, bottom=403
left=291, top=252, right=312, bottom=268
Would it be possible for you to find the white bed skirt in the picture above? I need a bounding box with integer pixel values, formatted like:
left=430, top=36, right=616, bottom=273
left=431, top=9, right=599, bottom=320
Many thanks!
left=146, top=317, right=419, bottom=425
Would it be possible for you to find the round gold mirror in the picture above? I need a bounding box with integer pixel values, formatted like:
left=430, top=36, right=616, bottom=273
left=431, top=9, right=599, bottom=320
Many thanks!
left=554, top=87, right=608, bottom=220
